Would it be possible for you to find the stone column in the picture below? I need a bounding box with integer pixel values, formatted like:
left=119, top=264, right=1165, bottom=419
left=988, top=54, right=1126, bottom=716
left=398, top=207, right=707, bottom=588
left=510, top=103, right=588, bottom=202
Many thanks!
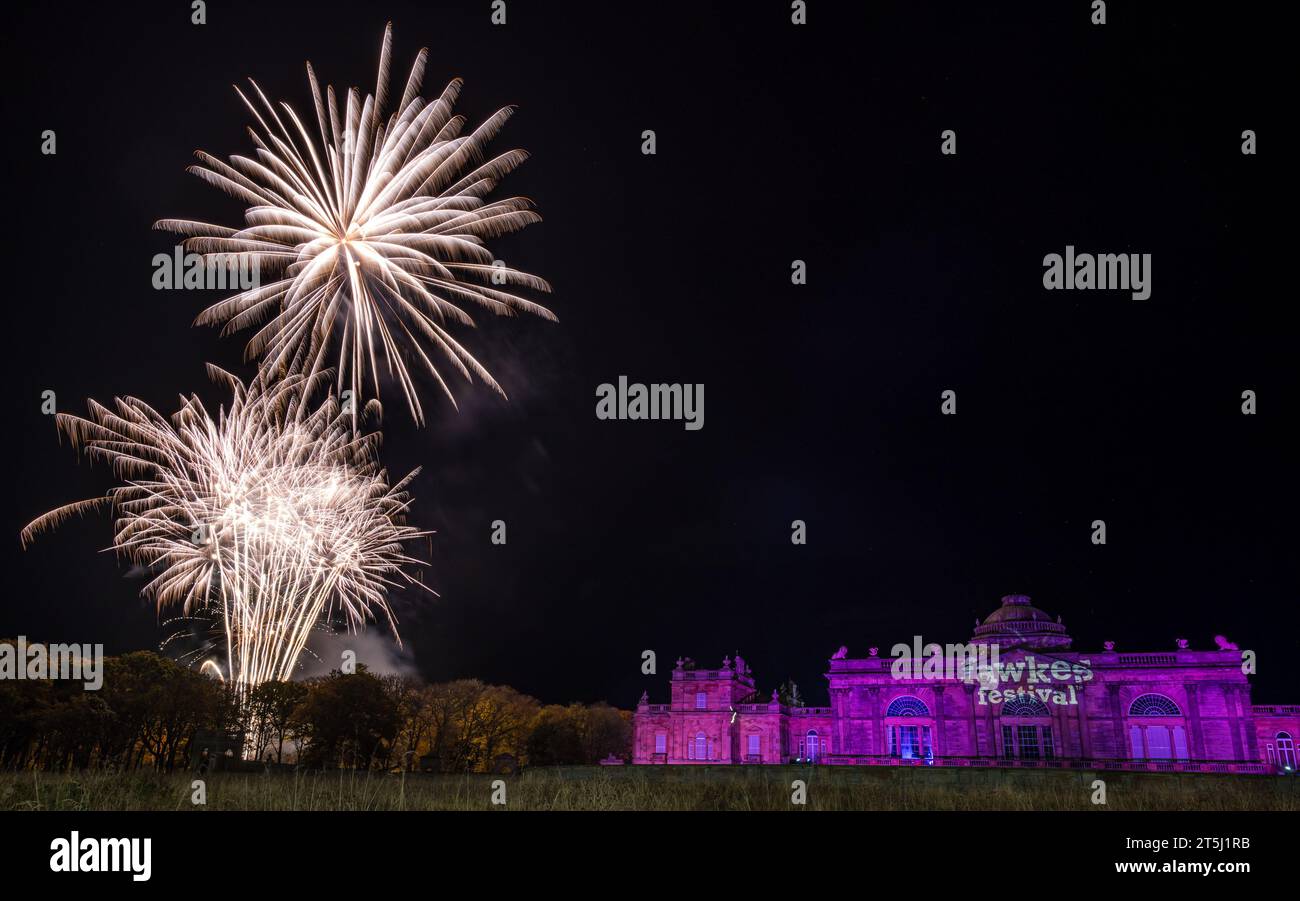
left=933, top=686, right=946, bottom=758
left=723, top=707, right=733, bottom=763
left=1226, top=683, right=1244, bottom=760
left=1242, top=687, right=1259, bottom=759
left=967, top=684, right=981, bottom=757
left=767, top=694, right=782, bottom=762
left=1076, top=684, right=1093, bottom=760
left=1185, top=684, right=1206, bottom=759
left=1107, top=684, right=1124, bottom=759
left=1051, top=697, right=1069, bottom=758
left=834, top=688, right=847, bottom=755
left=983, top=692, right=997, bottom=758
left=870, top=688, right=883, bottom=758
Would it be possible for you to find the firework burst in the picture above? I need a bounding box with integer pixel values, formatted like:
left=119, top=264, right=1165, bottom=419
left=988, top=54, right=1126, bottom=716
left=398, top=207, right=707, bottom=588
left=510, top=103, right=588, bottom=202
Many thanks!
left=157, top=23, right=556, bottom=424
left=21, top=366, right=430, bottom=690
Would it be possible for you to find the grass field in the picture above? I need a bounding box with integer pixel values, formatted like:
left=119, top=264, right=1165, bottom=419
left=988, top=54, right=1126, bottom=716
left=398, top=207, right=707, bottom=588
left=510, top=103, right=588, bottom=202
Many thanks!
left=2, top=765, right=1297, bottom=811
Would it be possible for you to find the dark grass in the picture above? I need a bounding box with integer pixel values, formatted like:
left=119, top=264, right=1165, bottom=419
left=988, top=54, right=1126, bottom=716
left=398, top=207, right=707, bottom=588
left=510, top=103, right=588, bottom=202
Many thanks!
left=2, top=765, right=1296, bottom=811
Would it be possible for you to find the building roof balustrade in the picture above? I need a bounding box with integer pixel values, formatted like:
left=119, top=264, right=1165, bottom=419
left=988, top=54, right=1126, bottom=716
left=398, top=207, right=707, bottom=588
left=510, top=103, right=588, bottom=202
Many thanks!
left=1252, top=704, right=1300, bottom=715
left=672, top=669, right=754, bottom=682
left=1115, top=654, right=1179, bottom=665
left=817, top=755, right=1274, bottom=774
left=826, top=649, right=1248, bottom=671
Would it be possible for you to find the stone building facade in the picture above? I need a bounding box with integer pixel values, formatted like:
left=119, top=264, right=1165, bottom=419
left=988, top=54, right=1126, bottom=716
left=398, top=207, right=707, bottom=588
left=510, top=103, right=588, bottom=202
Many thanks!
left=633, top=595, right=1299, bottom=773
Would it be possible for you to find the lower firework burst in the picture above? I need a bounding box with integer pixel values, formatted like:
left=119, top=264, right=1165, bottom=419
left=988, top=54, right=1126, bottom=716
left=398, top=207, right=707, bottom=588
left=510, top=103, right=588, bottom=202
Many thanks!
left=21, top=365, right=430, bottom=692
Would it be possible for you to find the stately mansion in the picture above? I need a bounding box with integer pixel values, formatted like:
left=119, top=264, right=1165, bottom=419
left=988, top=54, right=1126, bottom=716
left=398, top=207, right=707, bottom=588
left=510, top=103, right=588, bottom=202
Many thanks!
left=633, top=595, right=1299, bottom=773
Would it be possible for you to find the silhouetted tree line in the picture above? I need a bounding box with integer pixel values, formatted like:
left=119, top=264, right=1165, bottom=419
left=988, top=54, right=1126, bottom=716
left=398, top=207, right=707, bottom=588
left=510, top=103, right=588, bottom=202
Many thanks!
left=0, top=649, right=631, bottom=773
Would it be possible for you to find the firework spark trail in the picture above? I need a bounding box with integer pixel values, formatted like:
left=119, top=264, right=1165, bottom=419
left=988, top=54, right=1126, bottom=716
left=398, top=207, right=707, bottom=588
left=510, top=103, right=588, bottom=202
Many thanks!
left=156, top=23, right=556, bottom=425
left=21, top=366, right=431, bottom=692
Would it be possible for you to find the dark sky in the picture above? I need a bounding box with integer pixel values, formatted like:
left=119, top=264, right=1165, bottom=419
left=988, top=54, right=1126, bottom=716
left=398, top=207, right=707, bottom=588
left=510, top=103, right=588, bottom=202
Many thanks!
left=5, top=1, right=1296, bottom=707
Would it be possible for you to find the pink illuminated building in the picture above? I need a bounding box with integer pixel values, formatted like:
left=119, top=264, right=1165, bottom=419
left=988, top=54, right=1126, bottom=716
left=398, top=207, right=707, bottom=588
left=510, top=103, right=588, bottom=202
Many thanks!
left=633, top=595, right=1299, bottom=773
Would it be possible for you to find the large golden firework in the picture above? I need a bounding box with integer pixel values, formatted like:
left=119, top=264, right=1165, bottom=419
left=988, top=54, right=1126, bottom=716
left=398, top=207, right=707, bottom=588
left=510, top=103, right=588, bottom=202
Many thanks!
left=157, top=24, right=555, bottom=424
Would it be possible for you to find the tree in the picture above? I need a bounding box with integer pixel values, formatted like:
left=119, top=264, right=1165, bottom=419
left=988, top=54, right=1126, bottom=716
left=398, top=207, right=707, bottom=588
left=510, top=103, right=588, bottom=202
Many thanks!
left=462, top=684, right=538, bottom=768
left=0, top=648, right=634, bottom=773
left=381, top=675, right=422, bottom=770
left=100, top=652, right=220, bottom=771
left=525, top=705, right=584, bottom=765
left=577, top=703, right=632, bottom=762
left=248, top=680, right=308, bottom=763
left=293, top=668, right=400, bottom=770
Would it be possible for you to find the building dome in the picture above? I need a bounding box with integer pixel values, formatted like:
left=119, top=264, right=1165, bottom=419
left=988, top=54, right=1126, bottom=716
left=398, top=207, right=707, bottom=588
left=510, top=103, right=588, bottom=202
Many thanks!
left=970, top=594, right=1072, bottom=650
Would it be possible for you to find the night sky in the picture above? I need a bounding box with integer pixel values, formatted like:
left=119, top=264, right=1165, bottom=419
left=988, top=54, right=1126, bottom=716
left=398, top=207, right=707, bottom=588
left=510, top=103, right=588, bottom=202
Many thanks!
left=5, top=1, right=1296, bottom=708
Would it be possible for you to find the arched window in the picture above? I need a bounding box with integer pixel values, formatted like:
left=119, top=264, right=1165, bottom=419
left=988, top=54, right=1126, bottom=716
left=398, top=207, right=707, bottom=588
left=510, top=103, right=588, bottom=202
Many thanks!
left=1128, top=694, right=1182, bottom=717
left=885, top=696, right=930, bottom=718
left=1277, top=732, right=1296, bottom=770
left=804, top=729, right=820, bottom=762
left=1127, top=694, right=1187, bottom=761
left=885, top=696, right=932, bottom=760
left=999, top=695, right=1054, bottom=759
left=1002, top=695, right=1050, bottom=717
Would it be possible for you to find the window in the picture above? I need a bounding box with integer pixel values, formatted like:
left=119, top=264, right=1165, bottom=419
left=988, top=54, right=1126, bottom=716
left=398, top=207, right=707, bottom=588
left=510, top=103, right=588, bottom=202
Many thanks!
left=689, top=732, right=709, bottom=760
left=885, top=696, right=930, bottom=718
left=1017, top=725, right=1041, bottom=759
left=1172, top=726, right=1188, bottom=760
left=1146, top=725, right=1172, bottom=759
left=889, top=725, right=932, bottom=759
left=1128, top=694, right=1181, bottom=717
left=1003, top=724, right=1053, bottom=759
left=748, top=734, right=760, bottom=757
left=654, top=733, right=666, bottom=755
left=1002, top=695, right=1050, bottom=717
left=1278, top=732, right=1296, bottom=769
left=695, top=691, right=707, bottom=710
left=1127, top=694, right=1188, bottom=761
left=805, top=730, right=820, bottom=762
left=1000, top=694, right=1052, bottom=760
